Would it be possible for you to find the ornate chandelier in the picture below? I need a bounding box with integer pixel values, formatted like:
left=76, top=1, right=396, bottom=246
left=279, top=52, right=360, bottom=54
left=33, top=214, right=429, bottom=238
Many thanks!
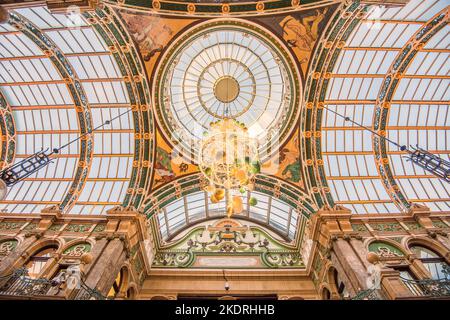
left=199, top=118, right=260, bottom=217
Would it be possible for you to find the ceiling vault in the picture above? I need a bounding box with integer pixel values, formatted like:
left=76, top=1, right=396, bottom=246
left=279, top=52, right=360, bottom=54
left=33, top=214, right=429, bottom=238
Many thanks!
left=7, top=10, right=95, bottom=213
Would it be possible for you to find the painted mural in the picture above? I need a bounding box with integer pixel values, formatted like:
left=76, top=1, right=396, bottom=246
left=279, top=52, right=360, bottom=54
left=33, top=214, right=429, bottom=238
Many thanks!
left=251, top=5, right=336, bottom=75
left=118, top=11, right=197, bottom=67
left=153, top=129, right=198, bottom=189
left=278, top=128, right=302, bottom=186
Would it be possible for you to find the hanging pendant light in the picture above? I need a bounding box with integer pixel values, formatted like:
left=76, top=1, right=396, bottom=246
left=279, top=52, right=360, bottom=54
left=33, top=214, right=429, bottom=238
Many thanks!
left=199, top=118, right=260, bottom=217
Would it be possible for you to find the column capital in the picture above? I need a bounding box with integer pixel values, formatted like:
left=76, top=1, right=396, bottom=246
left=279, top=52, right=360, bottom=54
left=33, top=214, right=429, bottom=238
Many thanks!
left=408, top=202, right=431, bottom=218
left=40, top=205, right=62, bottom=218
left=39, top=205, right=62, bottom=230
left=106, top=206, right=144, bottom=223
left=408, top=203, right=434, bottom=229
left=310, top=205, right=354, bottom=245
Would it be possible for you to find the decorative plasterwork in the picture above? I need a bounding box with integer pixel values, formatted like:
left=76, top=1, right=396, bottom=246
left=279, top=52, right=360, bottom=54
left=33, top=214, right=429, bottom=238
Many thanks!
left=0, top=239, right=18, bottom=256
left=301, top=1, right=367, bottom=208
left=372, top=8, right=449, bottom=212
left=83, top=6, right=155, bottom=209
left=0, top=91, right=15, bottom=170
left=152, top=218, right=304, bottom=269
left=106, top=0, right=339, bottom=17
left=7, top=11, right=94, bottom=213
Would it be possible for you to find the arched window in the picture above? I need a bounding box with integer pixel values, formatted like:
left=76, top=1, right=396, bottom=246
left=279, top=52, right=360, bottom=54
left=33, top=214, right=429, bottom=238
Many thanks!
left=334, top=269, right=349, bottom=298
left=25, top=245, right=58, bottom=279
left=108, top=268, right=124, bottom=298
left=322, top=287, right=331, bottom=300
left=126, top=287, right=135, bottom=299
left=410, top=245, right=449, bottom=280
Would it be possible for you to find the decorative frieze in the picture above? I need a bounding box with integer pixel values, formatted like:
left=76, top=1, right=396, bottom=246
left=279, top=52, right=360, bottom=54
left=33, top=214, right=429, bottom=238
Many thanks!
left=23, top=223, right=37, bottom=231
left=64, top=224, right=93, bottom=233
left=432, top=220, right=449, bottom=229
left=48, top=223, right=64, bottom=232
left=352, top=223, right=368, bottom=232
left=0, top=222, right=23, bottom=231
left=93, top=224, right=106, bottom=233
left=403, top=221, right=423, bottom=231
left=369, top=223, right=403, bottom=232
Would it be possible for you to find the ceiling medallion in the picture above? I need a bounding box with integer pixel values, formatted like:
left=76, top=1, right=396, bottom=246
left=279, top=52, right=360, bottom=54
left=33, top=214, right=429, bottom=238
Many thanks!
left=213, top=76, right=240, bottom=104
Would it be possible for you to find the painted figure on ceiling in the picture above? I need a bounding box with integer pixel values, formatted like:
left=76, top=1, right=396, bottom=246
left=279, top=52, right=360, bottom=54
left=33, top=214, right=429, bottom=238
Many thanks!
left=154, top=146, right=175, bottom=184
left=120, top=12, right=173, bottom=61
left=279, top=133, right=301, bottom=183
left=281, top=9, right=328, bottom=51
left=280, top=8, right=328, bottom=66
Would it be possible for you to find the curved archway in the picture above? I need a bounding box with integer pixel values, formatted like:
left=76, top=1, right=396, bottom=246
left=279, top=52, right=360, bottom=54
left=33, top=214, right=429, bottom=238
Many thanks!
left=407, top=242, right=450, bottom=280
left=321, top=287, right=331, bottom=300
left=107, top=266, right=131, bottom=299
left=406, top=237, right=450, bottom=262
left=24, top=244, right=59, bottom=279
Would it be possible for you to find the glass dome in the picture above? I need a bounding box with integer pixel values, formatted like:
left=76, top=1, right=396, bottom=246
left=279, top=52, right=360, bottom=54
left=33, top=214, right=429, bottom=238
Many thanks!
left=153, top=20, right=300, bottom=162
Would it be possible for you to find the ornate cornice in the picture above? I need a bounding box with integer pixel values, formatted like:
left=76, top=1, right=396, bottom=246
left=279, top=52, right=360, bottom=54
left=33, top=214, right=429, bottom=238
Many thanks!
left=106, top=0, right=339, bottom=17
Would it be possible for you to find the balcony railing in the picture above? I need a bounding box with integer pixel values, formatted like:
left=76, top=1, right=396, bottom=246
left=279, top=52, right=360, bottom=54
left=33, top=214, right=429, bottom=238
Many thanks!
left=0, top=268, right=106, bottom=300
left=351, top=288, right=383, bottom=300
left=400, top=277, right=450, bottom=298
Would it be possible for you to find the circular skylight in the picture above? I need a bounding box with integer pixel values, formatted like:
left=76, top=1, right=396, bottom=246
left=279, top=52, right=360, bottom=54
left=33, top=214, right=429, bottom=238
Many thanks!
left=153, top=20, right=300, bottom=162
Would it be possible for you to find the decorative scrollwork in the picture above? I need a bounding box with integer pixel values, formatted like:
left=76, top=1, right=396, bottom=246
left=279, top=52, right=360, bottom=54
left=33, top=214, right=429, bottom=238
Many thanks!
left=262, top=251, right=303, bottom=268
left=376, top=246, right=402, bottom=258
left=63, top=243, right=91, bottom=257
left=153, top=251, right=194, bottom=268
left=0, top=239, right=18, bottom=256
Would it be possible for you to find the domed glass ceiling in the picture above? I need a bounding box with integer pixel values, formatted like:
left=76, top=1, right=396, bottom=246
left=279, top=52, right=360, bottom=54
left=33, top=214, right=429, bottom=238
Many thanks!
left=322, top=0, right=450, bottom=214
left=0, top=6, right=134, bottom=215
left=154, top=21, right=299, bottom=161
